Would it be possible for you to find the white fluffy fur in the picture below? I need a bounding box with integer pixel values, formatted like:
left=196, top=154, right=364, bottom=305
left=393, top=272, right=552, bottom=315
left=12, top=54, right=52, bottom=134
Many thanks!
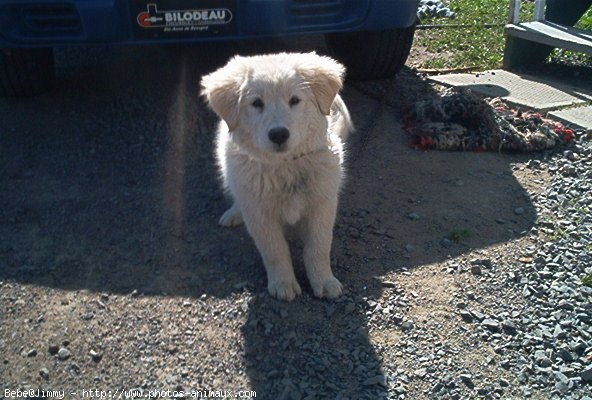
left=201, top=52, right=352, bottom=301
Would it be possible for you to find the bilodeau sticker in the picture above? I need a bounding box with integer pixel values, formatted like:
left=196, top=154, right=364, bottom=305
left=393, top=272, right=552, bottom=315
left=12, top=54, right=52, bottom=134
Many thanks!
left=137, top=4, right=232, bottom=29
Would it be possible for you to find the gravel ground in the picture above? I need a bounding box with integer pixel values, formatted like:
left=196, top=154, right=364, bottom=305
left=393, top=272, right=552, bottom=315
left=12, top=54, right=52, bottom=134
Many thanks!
left=0, top=44, right=591, bottom=399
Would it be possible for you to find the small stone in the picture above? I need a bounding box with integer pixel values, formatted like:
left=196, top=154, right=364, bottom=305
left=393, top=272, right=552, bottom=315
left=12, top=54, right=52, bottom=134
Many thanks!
left=325, top=304, right=336, bottom=317
left=232, top=281, right=249, bottom=290
left=482, top=318, right=500, bottom=331
left=407, top=212, right=420, bottom=220
left=404, top=244, right=414, bottom=252
left=514, top=207, right=525, bottom=215
left=414, top=368, right=427, bottom=379
left=570, top=340, right=587, bottom=354
left=459, top=374, right=474, bottom=389
left=554, top=371, right=569, bottom=384
left=534, top=350, right=551, bottom=367
left=538, top=270, right=553, bottom=279
left=556, top=348, right=574, bottom=362
left=476, top=387, right=489, bottom=395
left=553, top=325, right=566, bottom=339
left=267, top=369, right=280, bottom=379
left=401, top=321, right=414, bottom=332
left=240, top=301, right=249, bottom=313
left=431, top=382, right=444, bottom=393
left=48, top=344, right=59, bottom=355
left=344, top=303, right=355, bottom=314
left=499, top=378, right=510, bottom=387
left=392, top=314, right=404, bottom=324
left=471, top=310, right=486, bottom=322
left=564, top=150, right=578, bottom=161
left=581, top=365, right=592, bottom=382
left=527, top=159, right=541, bottom=169
left=81, top=312, right=94, bottom=320
left=502, top=320, right=517, bottom=334
left=440, top=238, right=453, bottom=248
left=560, top=165, right=577, bottom=176
left=26, top=348, right=37, bottom=357
left=470, top=265, right=482, bottom=276
left=348, top=228, right=361, bottom=238
left=57, top=347, right=71, bottom=361
left=460, top=310, right=473, bottom=322
left=39, top=368, right=49, bottom=380
left=283, top=388, right=302, bottom=400
left=471, top=258, right=492, bottom=268
left=89, top=350, right=102, bottom=363
left=69, top=362, right=81, bottom=375
left=555, top=380, right=570, bottom=394
left=364, top=374, right=387, bottom=387
left=557, top=300, right=574, bottom=311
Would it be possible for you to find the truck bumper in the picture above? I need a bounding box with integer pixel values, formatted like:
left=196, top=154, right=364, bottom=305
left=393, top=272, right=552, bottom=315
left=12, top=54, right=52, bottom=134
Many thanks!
left=0, top=0, right=419, bottom=47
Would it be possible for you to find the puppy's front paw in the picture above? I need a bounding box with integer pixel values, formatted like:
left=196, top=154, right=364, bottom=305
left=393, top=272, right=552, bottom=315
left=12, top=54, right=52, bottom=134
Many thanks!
left=219, top=205, right=243, bottom=227
left=268, top=278, right=302, bottom=302
left=311, top=275, right=343, bottom=299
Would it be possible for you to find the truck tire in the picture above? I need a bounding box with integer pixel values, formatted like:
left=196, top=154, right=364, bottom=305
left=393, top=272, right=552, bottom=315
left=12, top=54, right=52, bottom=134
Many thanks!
left=0, top=48, right=55, bottom=97
left=326, top=25, right=416, bottom=80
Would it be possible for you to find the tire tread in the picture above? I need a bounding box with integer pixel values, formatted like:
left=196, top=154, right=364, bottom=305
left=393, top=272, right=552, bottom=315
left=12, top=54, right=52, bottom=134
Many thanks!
left=326, top=26, right=416, bottom=80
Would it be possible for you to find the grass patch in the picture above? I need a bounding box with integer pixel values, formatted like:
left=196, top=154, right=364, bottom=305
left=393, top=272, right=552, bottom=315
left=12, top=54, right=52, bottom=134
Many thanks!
left=414, top=0, right=525, bottom=69
left=412, top=0, right=592, bottom=70
left=450, top=229, right=472, bottom=243
left=577, top=7, right=592, bottom=29
left=582, top=274, right=592, bottom=288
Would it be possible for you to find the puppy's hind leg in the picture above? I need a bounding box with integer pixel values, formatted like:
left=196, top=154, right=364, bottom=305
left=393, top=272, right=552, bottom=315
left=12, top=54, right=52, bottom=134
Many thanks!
left=219, top=203, right=243, bottom=227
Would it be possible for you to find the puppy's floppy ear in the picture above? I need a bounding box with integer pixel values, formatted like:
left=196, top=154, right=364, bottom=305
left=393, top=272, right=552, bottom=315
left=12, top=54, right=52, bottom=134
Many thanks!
left=200, top=56, right=248, bottom=131
left=297, top=53, right=344, bottom=116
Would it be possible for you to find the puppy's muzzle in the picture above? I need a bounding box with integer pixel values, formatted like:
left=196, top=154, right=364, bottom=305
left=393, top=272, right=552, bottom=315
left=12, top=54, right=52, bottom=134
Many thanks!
left=268, top=127, right=290, bottom=146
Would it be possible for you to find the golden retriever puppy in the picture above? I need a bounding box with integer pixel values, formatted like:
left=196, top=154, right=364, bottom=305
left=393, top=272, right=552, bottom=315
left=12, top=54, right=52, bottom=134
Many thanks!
left=201, top=52, right=352, bottom=301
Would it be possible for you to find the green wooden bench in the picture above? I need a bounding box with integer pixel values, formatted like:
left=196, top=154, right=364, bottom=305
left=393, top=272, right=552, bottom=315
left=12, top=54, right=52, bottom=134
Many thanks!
left=503, top=0, right=592, bottom=69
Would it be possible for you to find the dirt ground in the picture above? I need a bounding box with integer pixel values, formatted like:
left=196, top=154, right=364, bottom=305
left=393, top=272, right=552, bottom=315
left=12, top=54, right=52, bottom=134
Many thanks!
left=0, top=40, right=559, bottom=399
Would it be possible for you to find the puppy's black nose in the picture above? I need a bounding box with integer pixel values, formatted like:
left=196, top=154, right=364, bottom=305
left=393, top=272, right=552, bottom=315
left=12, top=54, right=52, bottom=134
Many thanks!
left=268, top=127, right=290, bottom=145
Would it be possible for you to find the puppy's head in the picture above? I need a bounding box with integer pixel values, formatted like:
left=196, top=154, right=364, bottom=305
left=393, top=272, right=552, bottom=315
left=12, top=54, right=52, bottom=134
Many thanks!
left=200, top=52, right=344, bottom=154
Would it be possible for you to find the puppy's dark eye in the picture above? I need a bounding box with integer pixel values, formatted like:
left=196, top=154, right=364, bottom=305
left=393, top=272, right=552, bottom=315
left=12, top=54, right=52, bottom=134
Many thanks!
left=289, top=96, right=300, bottom=107
left=252, top=98, right=264, bottom=109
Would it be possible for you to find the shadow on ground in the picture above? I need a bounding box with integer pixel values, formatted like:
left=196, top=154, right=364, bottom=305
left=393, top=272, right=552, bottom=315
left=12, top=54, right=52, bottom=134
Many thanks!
left=0, top=41, right=538, bottom=397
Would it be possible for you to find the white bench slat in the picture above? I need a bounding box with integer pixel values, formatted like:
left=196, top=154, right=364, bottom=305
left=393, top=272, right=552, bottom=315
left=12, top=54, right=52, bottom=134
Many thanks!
left=506, top=21, right=592, bottom=54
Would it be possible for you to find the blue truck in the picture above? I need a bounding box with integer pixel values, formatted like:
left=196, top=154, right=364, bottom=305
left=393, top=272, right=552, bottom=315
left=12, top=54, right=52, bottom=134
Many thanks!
left=0, top=0, right=420, bottom=96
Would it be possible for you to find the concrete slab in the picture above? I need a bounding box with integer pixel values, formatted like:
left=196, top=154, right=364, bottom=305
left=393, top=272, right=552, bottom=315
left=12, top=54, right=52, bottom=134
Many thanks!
left=429, top=70, right=592, bottom=112
left=549, top=105, right=592, bottom=130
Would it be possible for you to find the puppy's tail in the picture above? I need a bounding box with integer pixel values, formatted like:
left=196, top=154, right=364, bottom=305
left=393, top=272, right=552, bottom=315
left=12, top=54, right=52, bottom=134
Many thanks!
left=330, top=94, right=354, bottom=141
